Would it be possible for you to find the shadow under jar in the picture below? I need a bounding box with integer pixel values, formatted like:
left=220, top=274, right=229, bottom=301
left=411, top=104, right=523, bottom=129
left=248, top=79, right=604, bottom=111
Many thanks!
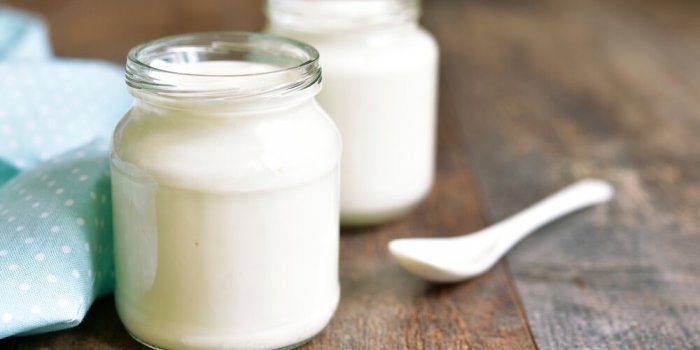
left=111, top=32, right=341, bottom=350
left=265, top=0, right=439, bottom=226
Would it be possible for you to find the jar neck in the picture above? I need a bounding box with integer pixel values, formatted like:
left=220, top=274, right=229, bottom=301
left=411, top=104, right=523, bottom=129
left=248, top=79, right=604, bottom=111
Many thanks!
left=266, top=0, right=421, bottom=34
left=125, top=32, right=321, bottom=114
left=132, top=83, right=320, bottom=117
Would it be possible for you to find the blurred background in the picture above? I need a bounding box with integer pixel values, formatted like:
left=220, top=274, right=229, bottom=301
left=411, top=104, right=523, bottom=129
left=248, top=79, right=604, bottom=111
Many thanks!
left=3, top=0, right=266, bottom=63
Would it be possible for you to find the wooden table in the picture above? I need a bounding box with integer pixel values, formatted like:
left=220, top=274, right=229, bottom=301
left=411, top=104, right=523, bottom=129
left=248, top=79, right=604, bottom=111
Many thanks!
left=2, top=0, right=699, bottom=348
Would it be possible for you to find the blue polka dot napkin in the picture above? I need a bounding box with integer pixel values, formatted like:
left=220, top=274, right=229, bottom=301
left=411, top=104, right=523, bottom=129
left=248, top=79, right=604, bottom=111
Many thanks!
left=0, top=8, right=51, bottom=61
left=0, top=7, right=131, bottom=338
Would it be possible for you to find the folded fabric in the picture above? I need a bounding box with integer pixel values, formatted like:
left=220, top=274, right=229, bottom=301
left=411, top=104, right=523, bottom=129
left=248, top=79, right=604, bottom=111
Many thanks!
left=0, top=141, right=114, bottom=336
left=0, top=7, right=51, bottom=61
left=0, top=60, right=129, bottom=179
left=0, top=7, right=131, bottom=338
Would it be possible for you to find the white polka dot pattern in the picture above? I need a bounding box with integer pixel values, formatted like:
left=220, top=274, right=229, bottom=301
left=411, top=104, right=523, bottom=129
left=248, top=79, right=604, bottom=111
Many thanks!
left=0, top=7, right=131, bottom=339
left=0, top=142, right=119, bottom=338
left=0, top=61, right=129, bottom=183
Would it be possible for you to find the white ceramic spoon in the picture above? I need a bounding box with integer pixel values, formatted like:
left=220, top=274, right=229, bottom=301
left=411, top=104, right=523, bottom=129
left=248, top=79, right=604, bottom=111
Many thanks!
left=388, top=179, right=614, bottom=283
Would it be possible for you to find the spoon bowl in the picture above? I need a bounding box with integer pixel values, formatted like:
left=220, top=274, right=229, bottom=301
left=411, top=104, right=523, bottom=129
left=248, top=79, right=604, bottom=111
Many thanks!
left=388, top=179, right=614, bottom=283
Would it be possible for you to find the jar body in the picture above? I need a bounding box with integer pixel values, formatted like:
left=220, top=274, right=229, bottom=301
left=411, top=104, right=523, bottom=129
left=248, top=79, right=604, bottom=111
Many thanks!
left=267, top=22, right=439, bottom=225
left=111, top=96, right=341, bottom=350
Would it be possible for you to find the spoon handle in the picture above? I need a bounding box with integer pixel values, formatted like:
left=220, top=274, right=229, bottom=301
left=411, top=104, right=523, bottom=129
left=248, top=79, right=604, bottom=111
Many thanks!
left=484, top=178, right=614, bottom=256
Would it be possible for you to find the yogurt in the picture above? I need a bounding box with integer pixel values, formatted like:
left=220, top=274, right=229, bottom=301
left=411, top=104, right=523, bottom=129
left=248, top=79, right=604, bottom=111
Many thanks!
left=111, top=33, right=341, bottom=350
left=266, top=0, right=439, bottom=225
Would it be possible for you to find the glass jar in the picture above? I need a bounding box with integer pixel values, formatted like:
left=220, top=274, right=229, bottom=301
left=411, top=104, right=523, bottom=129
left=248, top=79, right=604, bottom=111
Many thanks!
left=111, top=32, right=341, bottom=350
left=265, top=0, right=439, bottom=226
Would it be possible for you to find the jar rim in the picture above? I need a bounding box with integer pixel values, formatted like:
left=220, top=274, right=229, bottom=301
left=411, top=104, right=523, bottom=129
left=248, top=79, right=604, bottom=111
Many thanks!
left=125, top=32, right=321, bottom=101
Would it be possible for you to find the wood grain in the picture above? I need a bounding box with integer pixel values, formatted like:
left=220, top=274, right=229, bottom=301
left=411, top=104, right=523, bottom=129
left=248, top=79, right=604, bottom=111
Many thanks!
left=0, top=0, right=537, bottom=349
left=424, top=0, right=700, bottom=349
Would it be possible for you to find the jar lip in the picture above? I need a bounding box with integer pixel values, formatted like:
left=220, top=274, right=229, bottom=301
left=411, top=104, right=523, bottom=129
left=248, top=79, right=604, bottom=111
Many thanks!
left=266, top=0, right=421, bottom=33
left=125, top=32, right=321, bottom=100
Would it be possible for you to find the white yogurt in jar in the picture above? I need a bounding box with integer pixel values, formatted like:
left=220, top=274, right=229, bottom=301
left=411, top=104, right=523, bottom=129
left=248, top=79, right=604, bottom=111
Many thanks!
left=266, top=0, right=439, bottom=225
left=111, top=33, right=341, bottom=350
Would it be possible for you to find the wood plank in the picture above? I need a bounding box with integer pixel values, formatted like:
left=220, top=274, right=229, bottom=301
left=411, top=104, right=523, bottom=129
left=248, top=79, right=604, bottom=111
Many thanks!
left=425, top=0, right=700, bottom=348
left=0, top=0, right=537, bottom=348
